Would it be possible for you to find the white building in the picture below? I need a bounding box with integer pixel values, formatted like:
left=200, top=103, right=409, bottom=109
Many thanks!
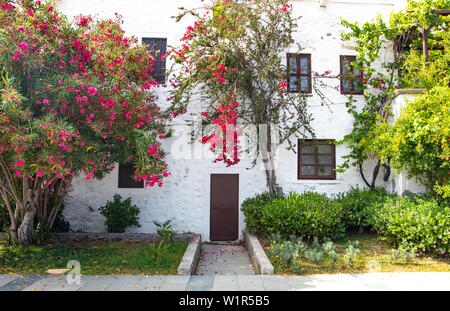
left=57, top=0, right=423, bottom=240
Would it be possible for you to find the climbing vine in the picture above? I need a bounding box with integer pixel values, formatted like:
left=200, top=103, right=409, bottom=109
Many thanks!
left=338, top=0, right=449, bottom=194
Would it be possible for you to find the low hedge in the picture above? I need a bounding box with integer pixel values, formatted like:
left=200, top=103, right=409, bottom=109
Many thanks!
left=243, top=191, right=345, bottom=240
left=335, top=186, right=394, bottom=233
left=372, top=197, right=449, bottom=256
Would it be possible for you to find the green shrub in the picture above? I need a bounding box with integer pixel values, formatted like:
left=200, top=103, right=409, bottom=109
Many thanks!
left=372, top=197, right=449, bottom=256
left=247, top=191, right=345, bottom=239
left=335, top=186, right=395, bottom=233
left=99, top=194, right=141, bottom=233
left=241, top=191, right=282, bottom=234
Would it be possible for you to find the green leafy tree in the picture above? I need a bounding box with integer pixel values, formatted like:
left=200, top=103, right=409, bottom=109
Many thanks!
left=374, top=87, right=449, bottom=197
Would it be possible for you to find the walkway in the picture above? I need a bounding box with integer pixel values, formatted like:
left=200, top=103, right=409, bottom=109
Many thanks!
left=0, top=272, right=449, bottom=291
left=195, top=243, right=255, bottom=276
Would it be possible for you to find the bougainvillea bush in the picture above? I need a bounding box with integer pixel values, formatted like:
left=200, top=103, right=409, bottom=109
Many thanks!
left=243, top=192, right=345, bottom=240
left=372, top=197, right=449, bottom=257
left=0, top=0, right=181, bottom=242
left=168, top=0, right=313, bottom=194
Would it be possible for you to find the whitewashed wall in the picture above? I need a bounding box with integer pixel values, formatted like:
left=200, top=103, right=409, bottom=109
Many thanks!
left=57, top=0, right=400, bottom=240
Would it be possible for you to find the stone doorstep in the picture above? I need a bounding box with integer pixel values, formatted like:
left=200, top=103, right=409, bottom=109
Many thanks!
left=177, top=234, right=202, bottom=276
left=244, top=230, right=274, bottom=275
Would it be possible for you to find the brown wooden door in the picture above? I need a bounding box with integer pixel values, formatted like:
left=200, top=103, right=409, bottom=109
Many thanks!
left=210, top=174, right=239, bottom=241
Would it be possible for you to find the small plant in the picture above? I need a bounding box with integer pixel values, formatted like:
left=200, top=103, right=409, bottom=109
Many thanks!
left=148, top=219, right=177, bottom=264
left=390, top=245, right=417, bottom=263
left=153, top=219, right=176, bottom=242
left=343, top=241, right=361, bottom=268
left=303, top=248, right=324, bottom=264
left=148, top=241, right=170, bottom=263
left=322, top=241, right=339, bottom=266
left=98, top=194, right=140, bottom=233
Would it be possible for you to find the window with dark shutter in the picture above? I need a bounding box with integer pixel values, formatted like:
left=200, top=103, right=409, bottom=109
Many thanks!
left=118, top=163, right=144, bottom=188
left=287, top=53, right=312, bottom=93
left=142, top=38, right=167, bottom=84
left=340, top=55, right=363, bottom=95
left=298, top=139, right=336, bottom=180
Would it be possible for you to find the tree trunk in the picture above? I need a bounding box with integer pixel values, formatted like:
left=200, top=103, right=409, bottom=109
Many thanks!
left=17, top=210, right=36, bottom=242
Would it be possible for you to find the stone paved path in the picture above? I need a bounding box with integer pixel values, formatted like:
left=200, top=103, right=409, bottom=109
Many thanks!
left=195, top=243, right=255, bottom=276
left=0, top=272, right=448, bottom=291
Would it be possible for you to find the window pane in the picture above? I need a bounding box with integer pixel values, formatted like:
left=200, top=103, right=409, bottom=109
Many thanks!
left=301, top=144, right=315, bottom=153
left=318, top=166, right=332, bottom=176
left=342, top=78, right=350, bottom=93
left=342, top=59, right=350, bottom=74
left=301, top=155, right=316, bottom=165
left=300, top=56, right=309, bottom=72
left=289, top=75, right=298, bottom=92
left=300, top=77, right=309, bottom=92
left=318, top=144, right=332, bottom=154
left=301, top=166, right=315, bottom=176
left=289, top=56, right=297, bottom=74
left=318, top=155, right=332, bottom=165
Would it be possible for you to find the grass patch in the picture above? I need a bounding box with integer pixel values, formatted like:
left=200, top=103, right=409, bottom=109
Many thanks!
left=0, top=240, right=188, bottom=275
left=263, top=233, right=450, bottom=275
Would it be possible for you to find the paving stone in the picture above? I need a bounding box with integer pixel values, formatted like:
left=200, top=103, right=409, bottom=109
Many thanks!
left=0, top=274, right=44, bottom=291
left=103, top=275, right=143, bottom=291
left=159, top=276, right=189, bottom=291
left=22, top=275, right=82, bottom=291
left=186, top=275, right=214, bottom=291
left=212, top=275, right=239, bottom=291
left=0, top=274, right=19, bottom=287
left=298, top=274, right=368, bottom=291
left=236, top=275, right=264, bottom=291
left=285, top=276, right=317, bottom=291
left=261, top=275, right=290, bottom=291
left=77, top=275, right=117, bottom=291
left=196, top=244, right=255, bottom=276
left=132, top=276, right=166, bottom=291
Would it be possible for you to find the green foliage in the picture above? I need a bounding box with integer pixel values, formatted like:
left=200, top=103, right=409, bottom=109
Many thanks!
left=372, top=196, right=449, bottom=256
left=98, top=194, right=140, bottom=233
left=374, top=87, right=450, bottom=197
left=339, top=0, right=449, bottom=191
left=335, top=186, right=395, bottom=232
left=243, top=191, right=345, bottom=239
left=241, top=191, right=283, bottom=234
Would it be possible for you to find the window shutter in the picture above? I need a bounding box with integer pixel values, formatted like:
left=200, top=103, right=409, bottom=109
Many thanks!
left=118, top=163, right=144, bottom=188
left=142, top=38, right=167, bottom=84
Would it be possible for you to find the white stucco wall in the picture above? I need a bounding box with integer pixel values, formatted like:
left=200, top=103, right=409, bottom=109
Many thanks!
left=57, top=0, right=398, bottom=240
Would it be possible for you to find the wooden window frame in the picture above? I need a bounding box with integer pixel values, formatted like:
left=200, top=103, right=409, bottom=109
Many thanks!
left=297, top=139, right=336, bottom=180
left=118, top=163, right=144, bottom=188
left=142, top=37, right=167, bottom=84
left=287, top=53, right=312, bottom=93
left=340, top=55, right=363, bottom=95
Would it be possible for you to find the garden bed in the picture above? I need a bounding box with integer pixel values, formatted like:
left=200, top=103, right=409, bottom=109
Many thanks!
left=0, top=240, right=188, bottom=275
left=261, top=233, right=450, bottom=275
